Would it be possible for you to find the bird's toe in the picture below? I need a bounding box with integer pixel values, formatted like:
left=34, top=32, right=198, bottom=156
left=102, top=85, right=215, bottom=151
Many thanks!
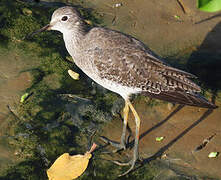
left=100, top=136, right=127, bottom=152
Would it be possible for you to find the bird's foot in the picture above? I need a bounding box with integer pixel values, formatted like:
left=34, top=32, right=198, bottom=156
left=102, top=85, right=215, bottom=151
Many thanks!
left=100, top=136, right=127, bottom=153
left=112, top=155, right=141, bottom=177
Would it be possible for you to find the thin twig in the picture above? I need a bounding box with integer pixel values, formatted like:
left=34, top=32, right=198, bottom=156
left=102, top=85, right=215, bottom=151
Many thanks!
left=7, top=105, right=21, bottom=120
left=177, top=0, right=187, bottom=14
left=193, top=133, right=216, bottom=152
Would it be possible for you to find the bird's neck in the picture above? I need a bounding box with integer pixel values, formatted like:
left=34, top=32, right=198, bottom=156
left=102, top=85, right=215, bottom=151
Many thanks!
left=63, top=22, right=88, bottom=57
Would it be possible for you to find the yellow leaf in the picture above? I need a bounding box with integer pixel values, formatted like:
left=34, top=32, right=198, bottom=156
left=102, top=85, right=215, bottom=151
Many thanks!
left=47, top=143, right=97, bottom=180
left=84, top=20, right=93, bottom=25
left=68, top=70, right=79, bottom=80
left=47, top=153, right=91, bottom=180
left=66, top=56, right=74, bottom=62
left=20, top=93, right=29, bottom=103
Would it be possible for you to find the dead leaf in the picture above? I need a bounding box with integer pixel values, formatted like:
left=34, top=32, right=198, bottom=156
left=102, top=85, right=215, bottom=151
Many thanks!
left=68, top=70, right=79, bottom=80
left=47, top=143, right=97, bottom=180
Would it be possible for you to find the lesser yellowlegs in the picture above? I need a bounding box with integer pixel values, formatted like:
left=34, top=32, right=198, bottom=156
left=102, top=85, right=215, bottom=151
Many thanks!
left=31, top=6, right=217, bottom=175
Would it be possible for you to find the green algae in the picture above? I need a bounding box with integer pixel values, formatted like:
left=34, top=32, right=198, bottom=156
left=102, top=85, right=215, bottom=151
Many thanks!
left=0, top=1, right=100, bottom=179
left=0, top=1, right=154, bottom=179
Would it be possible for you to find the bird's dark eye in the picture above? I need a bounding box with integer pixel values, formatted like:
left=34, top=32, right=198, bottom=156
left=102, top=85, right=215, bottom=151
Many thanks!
left=61, top=16, right=68, bottom=21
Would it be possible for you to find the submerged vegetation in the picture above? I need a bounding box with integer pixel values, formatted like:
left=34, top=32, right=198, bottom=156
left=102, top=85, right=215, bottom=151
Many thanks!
left=0, top=0, right=102, bottom=179
left=0, top=1, right=158, bottom=179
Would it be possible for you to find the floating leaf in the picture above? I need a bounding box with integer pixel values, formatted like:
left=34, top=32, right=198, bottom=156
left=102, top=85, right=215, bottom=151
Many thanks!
left=47, top=153, right=91, bottom=180
left=20, top=93, right=29, bottom=103
left=66, top=56, right=74, bottom=62
left=156, top=136, right=164, bottom=142
left=161, top=154, right=167, bottom=159
left=84, top=20, right=93, bottom=25
left=22, top=8, right=32, bottom=16
left=47, top=143, right=96, bottom=180
left=174, top=15, right=181, bottom=20
left=68, top=70, right=79, bottom=80
left=208, top=152, right=219, bottom=158
left=198, top=0, right=221, bottom=12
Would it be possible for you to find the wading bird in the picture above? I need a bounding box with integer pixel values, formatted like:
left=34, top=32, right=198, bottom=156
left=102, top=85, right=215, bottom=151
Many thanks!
left=30, top=6, right=217, bottom=175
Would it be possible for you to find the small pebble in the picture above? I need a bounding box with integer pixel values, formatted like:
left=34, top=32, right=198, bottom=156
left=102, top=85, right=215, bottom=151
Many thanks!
left=114, top=3, right=122, bottom=8
left=167, top=103, right=174, bottom=110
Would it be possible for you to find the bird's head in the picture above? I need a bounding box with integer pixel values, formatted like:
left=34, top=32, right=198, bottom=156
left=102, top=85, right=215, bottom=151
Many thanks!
left=49, top=6, right=82, bottom=33
left=27, top=6, right=83, bottom=37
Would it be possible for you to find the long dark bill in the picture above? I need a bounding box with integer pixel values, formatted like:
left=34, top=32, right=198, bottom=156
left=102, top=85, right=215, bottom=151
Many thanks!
left=25, top=24, right=51, bottom=39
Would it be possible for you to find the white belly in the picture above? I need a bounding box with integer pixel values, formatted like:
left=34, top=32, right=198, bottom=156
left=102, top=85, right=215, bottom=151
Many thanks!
left=90, top=75, right=142, bottom=100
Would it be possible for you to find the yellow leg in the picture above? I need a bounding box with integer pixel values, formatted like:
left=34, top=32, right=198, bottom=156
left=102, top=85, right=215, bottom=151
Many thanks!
left=120, top=99, right=141, bottom=176
left=120, top=102, right=129, bottom=148
left=127, top=100, right=141, bottom=142
left=100, top=101, right=130, bottom=150
left=101, top=99, right=141, bottom=176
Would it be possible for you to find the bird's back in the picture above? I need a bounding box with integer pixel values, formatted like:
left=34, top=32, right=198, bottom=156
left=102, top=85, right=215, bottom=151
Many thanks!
left=76, top=27, right=216, bottom=108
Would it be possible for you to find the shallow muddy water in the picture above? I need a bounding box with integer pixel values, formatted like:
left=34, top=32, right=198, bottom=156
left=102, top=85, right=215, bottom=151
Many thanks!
left=0, top=0, right=221, bottom=179
left=0, top=48, right=40, bottom=169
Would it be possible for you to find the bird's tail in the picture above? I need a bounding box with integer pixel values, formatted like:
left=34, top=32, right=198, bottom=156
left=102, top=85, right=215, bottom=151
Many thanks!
left=143, top=91, right=217, bottom=109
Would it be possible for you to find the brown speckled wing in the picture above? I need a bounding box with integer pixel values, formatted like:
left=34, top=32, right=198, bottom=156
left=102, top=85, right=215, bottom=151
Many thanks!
left=84, top=28, right=216, bottom=108
left=143, top=90, right=217, bottom=108
left=92, top=44, right=200, bottom=94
